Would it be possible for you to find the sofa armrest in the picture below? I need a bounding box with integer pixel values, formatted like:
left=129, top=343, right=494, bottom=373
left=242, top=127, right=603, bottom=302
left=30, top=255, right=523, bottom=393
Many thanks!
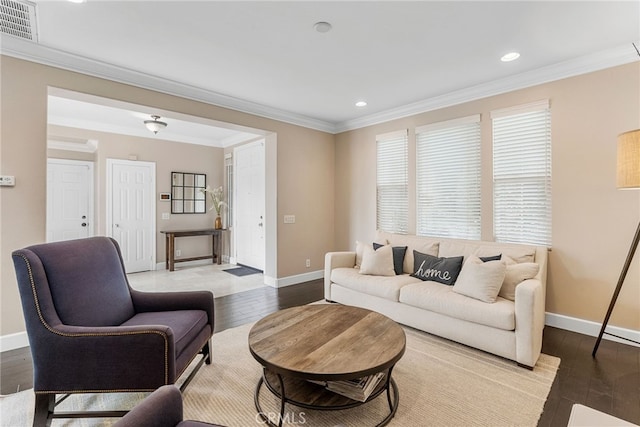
left=114, top=385, right=183, bottom=427
left=324, top=251, right=356, bottom=301
left=514, top=278, right=545, bottom=368
left=130, top=289, right=214, bottom=328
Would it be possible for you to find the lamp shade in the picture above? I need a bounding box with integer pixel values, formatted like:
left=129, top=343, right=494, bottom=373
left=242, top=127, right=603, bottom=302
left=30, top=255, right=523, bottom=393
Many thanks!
left=144, top=115, right=167, bottom=134
left=617, top=129, right=640, bottom=189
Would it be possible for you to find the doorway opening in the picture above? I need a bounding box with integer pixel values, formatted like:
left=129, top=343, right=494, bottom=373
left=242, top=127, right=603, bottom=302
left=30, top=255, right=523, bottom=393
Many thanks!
left=46, top=87, right=277, bottom=283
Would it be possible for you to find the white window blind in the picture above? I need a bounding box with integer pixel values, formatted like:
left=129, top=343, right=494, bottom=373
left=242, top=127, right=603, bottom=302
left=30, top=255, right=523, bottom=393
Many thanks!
left=492, top=100, right=552, bottom=246
left=416, top=115, right=481, bottom=240
left=376, top=130, right=408, bottom=234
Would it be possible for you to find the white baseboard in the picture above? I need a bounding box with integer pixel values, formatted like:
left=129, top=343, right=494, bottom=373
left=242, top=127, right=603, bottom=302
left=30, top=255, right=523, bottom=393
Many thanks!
left=154, top=258, right=215, bottom=270
left=545, top=312, right=640, bottom=347
left=267, top=270, right=324, bottom=288
left=0, top=332, right=29, bottom=352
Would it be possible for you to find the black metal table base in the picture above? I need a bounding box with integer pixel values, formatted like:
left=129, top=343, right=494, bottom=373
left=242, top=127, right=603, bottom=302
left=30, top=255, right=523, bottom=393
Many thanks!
left=254, top=368, right=399, bottom=427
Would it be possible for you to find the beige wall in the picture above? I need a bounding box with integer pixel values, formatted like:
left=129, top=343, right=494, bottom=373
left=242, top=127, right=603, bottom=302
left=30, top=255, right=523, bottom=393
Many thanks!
left=2, top=54, right=638, bottom=338
left=48, top=125, right=225, bottom=261
left=0, top=56, right=335, bottom=336
left=334, top=62, right=640, bottom=331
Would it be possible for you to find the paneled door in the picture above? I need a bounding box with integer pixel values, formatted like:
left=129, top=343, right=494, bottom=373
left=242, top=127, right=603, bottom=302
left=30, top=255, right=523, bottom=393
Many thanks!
left=234, top=140, right=265, bottom=271
left=107, top=159, right=156, bottom=273
left=46, top=159, right=94, bottom=242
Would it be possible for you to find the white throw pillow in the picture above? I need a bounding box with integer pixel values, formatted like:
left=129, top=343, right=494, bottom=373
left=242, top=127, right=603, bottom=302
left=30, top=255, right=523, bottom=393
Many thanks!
left=355, top=239, right=388, bottom=268
left=452, top=255, right=506, bottom=303
left=355, top=240, right=366, bottom=268
left=359, top=244, right=395, bottom=276
left=499, top=258, right=540, bottom=301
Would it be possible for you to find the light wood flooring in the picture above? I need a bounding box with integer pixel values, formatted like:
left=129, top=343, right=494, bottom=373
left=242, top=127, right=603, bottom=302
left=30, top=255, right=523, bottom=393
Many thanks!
left=1, top=279, right=638, bottom=427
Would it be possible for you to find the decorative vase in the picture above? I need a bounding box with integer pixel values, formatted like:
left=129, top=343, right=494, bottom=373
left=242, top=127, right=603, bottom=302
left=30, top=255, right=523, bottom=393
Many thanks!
left=214, top=216, right=222, bottom=230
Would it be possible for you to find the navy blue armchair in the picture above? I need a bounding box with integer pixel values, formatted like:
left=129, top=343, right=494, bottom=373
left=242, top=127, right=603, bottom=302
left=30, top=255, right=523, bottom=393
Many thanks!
left=12, top=237, right=214, bottom=427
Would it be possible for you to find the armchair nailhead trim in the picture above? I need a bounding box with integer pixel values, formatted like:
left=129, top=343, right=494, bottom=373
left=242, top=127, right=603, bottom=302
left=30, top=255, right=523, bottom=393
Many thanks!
left=15, top=254, right=170, bottom=388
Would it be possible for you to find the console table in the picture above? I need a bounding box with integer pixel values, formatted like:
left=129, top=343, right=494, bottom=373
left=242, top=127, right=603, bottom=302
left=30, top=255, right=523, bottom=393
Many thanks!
left=161, top=228, right=226, bottom=271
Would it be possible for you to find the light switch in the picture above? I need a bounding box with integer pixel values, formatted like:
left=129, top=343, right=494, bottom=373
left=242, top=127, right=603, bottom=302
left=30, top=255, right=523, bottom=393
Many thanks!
left=0, top=176, right=15, bottom=186
left=162, top=213, right=170, bottom=220
left=284, top=215, right=296, bottom=224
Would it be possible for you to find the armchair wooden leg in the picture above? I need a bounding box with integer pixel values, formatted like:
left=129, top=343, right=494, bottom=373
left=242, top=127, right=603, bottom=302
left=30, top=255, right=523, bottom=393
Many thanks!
left=33, top=393, right=55, bottom=427
left=203, top=340, right=212, bottom=365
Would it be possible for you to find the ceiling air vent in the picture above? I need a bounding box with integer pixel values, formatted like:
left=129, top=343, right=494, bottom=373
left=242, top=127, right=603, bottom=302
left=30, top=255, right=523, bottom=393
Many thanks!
left=0, top=0, right=38, bottom=42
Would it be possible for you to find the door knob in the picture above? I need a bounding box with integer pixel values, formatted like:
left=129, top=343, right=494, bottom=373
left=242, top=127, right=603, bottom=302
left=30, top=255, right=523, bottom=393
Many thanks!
left=81, top=223, right=87, bottom=227
left=258, top=222, right=263, bottom=227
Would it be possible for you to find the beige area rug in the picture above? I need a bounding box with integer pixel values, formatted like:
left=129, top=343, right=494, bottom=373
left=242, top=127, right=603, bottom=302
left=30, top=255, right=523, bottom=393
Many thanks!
left=1, top=323, right=559, bottom=427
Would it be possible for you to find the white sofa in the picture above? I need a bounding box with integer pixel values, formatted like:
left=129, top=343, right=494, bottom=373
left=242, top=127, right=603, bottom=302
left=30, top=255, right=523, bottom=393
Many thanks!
left=324, top=231, right=548, bottom=368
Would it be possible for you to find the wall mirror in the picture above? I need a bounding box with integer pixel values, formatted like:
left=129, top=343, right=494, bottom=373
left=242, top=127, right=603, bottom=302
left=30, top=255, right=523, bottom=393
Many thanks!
left=171, top=172, right=206, bottom=213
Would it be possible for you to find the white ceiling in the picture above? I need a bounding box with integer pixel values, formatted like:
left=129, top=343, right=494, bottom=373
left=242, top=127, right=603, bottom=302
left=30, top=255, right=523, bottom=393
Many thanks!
left=47, top=91, right=262, bottom=147
left=3, top=1, right=640, bottom=140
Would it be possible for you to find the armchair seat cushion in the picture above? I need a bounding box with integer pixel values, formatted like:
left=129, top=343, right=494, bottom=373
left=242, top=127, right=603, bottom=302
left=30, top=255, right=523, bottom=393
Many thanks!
left=121, top=310, right=209, bottom=358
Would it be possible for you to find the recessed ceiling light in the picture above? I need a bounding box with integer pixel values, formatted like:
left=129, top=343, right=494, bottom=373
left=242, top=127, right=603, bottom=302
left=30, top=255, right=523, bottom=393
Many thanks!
left=68, top=0, right=86, bottom=3
left=313, top=22, right=332, bottom=33
left=501, top=52, right=520, bottom=62
left=355, top=101, right=368, bottom=107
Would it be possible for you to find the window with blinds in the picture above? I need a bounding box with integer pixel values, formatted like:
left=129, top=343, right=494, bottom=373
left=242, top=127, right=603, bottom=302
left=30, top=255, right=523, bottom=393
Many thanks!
left=492, top=100, right=551, bottom=246
left=416, top=115, right=481, bottom=239
left=376, top=130, right=408, bottom=234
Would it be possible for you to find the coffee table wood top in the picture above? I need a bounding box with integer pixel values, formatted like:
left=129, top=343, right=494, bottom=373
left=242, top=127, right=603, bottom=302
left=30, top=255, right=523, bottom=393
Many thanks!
left=248, top=304, right=406, bottom=382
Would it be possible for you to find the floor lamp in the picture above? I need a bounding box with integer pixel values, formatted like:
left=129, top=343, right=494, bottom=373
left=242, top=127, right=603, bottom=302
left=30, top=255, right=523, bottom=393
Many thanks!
left=592, top=129, right=640, bottom=357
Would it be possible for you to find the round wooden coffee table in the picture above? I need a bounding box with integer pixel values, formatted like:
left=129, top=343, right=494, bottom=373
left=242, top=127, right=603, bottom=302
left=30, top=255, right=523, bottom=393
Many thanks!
left=248, top=304, right=406, bottom=427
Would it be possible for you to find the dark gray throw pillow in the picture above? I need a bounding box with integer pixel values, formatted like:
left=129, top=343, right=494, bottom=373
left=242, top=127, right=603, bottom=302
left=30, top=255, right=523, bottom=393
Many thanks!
left=411, top=250, right=464, bottom=286
left=373, top=243, right=407, bottom=275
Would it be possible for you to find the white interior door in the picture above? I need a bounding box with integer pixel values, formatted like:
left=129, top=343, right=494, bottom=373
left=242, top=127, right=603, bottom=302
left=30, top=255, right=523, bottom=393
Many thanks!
left=107, top=159, right=156, bottom=273
left=46, top=159, right=94, bottom=242
left=234, top=140, right=265, bottom=270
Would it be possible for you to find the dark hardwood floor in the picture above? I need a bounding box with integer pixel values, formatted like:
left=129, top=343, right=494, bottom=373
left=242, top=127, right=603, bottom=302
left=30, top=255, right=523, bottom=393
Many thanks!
left=1, top=278, right=638, bottom=426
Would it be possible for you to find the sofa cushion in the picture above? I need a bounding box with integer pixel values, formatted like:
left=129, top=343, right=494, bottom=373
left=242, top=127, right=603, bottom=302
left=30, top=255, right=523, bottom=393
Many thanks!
left=375, top=230, right=440, bottom=274
left=452, top=256, right=506, bottom=303
left=355, top=239, right=387, bottom=268
left=438, top=240, right=536, bottom=264
left=360, top=244, right=395, bottom=276
left=499, top=258, right=540, bottom=301
left=331, top=267, right=420, bottom=301
left=373, top=242, right=407, bottom=275
left=121, top=310, right=209, bottom=358
left=399, top=281, right=515, bottom=330
left=411, top=251, right=464, bottom=286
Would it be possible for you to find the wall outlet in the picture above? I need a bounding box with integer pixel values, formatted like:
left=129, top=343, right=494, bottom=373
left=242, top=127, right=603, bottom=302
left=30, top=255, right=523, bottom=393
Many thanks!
left=305, top=258, right=310, bottom=268
left=161, top=212, right=170, bottom=220
left=284, top=215, right=296, bottom=224
left=175, top=249, right=181, bottom=257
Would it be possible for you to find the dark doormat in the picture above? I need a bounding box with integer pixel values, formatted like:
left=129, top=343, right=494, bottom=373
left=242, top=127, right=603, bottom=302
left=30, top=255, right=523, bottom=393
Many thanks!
left=223, top=265, right=262, bottom=277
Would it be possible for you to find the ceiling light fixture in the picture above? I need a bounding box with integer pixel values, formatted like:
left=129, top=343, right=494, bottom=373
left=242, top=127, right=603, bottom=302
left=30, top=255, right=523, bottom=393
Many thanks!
left=313, top=21, right=332, bottom=33
left=501, top=52, right=521, bottom=62
left=67, top=0, right=86, bottom=3
left=355, top=101, right=368, bottom=107
left=144, top=115, right=167, bottom=134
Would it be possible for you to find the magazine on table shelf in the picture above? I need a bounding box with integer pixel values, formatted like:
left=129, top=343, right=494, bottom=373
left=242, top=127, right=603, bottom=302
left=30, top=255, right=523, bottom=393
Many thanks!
left=308, top=372, right=386, bottom=402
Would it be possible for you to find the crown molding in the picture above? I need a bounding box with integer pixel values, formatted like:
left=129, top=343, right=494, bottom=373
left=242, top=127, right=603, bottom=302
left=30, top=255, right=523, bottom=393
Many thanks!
left=334, top=42, right=640, bottom=133
left=2, top=36, right=638, bottom=136
left=47, top=137, right=98, bottom=153
left=0, top=36, right=337, bottom=134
